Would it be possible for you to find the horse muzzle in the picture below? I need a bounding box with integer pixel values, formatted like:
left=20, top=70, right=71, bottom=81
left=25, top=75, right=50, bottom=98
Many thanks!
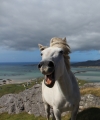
left=38, top=61, right=54, bottom=74
left=38, top=61, right=55, bottom=87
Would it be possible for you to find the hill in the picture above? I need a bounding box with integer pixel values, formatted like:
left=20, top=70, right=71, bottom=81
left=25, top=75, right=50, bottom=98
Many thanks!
left=0, top=80, right=100, bottom=120
left=71, top=59, right=100, bottom=66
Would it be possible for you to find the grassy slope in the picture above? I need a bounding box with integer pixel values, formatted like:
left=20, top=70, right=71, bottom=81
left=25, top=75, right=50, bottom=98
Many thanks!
left=0, top=78, right=88, bottom=98
left=77, top=78, right=100, bottom=97
left=1, top=108, right=100, bottom=120
left=0, top=77, right=43, bottom=97
left=0, top=113, right=46, bottom=120
left=0, top=112, right=70, bottom=120
left=76, top=78, right=88, bottom=86
left=0, top=78, right=100, bottom=119
left=80, top=87, right=100, bottom=97
left=0, top=84, right=25, bottom=97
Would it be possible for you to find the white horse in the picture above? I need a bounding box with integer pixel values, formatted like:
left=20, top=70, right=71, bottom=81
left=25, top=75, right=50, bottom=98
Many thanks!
left=38, top=38, right=80, bottom=120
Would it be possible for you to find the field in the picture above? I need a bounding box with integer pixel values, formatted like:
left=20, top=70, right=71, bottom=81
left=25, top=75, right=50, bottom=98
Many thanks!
left=0, top=108, right=100, bottom=120
left=80, top=87, right=100, bottom=97
left=0, top=78, right=87, bottom=98
left=0, top=113, right=70, bottom=120
left=0, top=78, right=100, bottom=120
left=0, top=77, right=43, bottom=97
left=0, top=113, right=46, bottom=120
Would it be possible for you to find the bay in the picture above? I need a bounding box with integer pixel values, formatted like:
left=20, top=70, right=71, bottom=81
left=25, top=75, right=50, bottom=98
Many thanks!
left=0, top=62, right=100, bottom=82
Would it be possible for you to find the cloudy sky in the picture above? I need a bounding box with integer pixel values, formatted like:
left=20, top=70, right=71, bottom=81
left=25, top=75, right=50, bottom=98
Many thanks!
left=0, top=0, right=100, bottom=62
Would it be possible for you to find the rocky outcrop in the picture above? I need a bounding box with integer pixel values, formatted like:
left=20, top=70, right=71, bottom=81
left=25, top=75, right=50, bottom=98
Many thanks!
left=80, top=94, right=100, bottom=110
left=0, top=83, right=100, bottom=117
left=0, top=84, right=45, bottom=116
left=80, top=82, right=100, bottom=89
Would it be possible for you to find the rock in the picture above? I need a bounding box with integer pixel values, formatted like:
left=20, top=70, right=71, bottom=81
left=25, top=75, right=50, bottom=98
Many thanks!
left=79, top=94, right=100, bottom=110
left=0, top=84, right=45, bottom=116
left=80, top=82, right=100, bottom=89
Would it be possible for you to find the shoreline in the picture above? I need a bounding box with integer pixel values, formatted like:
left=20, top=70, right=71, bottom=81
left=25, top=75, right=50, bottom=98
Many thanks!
left=0, top=66, right=100, bottom=85
left=0, top=78, right=100, bottom=87
left=0, top=78, right=37, bottom=86
left=72, top=66, right=100, bottom=69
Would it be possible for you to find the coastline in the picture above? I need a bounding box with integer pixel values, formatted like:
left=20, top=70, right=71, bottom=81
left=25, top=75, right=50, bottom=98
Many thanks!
left=0, top=65, right=100, bottom=85
left=72, top=66, right=100, bottom=69
left=0, top=78, right=37, bottom=86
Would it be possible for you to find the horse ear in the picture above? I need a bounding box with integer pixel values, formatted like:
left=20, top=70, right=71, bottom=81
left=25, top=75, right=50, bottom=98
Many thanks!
left=63, top=37, right=67, bottom=42
left=38, top=44, right=47, bottom=51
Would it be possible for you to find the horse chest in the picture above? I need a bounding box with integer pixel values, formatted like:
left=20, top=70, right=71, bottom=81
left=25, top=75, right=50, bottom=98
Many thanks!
left=42, top=83, right=73, bottom=111
left=53, top=90, right=73, bottom=111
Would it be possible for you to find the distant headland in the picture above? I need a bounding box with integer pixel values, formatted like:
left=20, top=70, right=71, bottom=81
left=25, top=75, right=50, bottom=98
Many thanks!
left=71, top=59, right=100, bottom=67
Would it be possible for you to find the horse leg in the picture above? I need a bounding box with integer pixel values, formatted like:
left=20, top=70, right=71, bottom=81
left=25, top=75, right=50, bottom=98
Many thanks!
left=52, top=111, right=56, bottom=120
left=71, top=104, right=79, bottom=120
left=44, top=103, right=50, bottom=120
left=53, top=107, right=61, bottom=120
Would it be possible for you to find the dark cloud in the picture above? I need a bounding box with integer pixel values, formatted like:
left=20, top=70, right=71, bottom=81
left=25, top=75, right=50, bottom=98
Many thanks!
left=0, top=0, right=100, bottom=51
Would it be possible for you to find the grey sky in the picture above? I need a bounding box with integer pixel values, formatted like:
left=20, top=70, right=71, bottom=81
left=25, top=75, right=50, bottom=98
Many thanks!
left=0, top=0, right=100, bottom=51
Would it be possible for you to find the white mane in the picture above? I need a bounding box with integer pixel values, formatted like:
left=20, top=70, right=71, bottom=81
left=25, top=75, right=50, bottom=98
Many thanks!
left=50, top=37, right=71, bottom=71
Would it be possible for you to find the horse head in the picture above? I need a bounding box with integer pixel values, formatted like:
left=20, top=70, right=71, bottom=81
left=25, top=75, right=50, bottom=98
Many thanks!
left=38, top=44, right=65, bottom=88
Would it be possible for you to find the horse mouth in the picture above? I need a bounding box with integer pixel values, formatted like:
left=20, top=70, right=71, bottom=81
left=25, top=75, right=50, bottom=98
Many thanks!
left=44, top=71, right=55, bottom=88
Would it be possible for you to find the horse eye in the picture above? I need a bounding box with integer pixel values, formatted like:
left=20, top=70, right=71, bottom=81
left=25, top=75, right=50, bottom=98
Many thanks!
left=59, top=50, right=63, bottom=54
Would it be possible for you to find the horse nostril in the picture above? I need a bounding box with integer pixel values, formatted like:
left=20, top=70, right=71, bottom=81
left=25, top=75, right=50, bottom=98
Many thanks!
left=38, top=64, right=41, bottom=68
left=48, top=61, right=54, bottom=67
left=38, top=61, right=54, bottom=68
left=38, top=62, right=43, bottom=68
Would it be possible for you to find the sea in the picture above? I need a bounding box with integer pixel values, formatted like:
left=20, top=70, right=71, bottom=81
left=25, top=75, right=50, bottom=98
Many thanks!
left=0, top=62, right=100, bottom=82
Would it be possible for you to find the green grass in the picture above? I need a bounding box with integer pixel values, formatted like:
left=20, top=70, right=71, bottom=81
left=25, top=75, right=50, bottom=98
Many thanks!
left=1, top=78, right=100, bottom=119
left=0, top=107, right=100, bottom=120
left=0, top=84, right=25, bottom=97
left=77, top=78, right=88, bottom=86
left=0, top=112, right=46, bottom=120
left=80, top=87, right=100, bottom=97
left=0, top=77, right=88, bottom=98
left=0, top=77, right=43, bottom=97
left=0, top=112, right=70, bottom=120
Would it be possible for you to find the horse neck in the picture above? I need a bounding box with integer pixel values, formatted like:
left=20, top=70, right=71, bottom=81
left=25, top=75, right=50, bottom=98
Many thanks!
left=56, top=66, right=73, bottom=98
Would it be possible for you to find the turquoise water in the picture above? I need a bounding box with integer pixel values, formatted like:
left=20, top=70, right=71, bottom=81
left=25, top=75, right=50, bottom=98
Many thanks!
left=0, top=62, right=100, bottom=82
left=0, top=62, right=43, bottom=82
left=71, top=67, right=100, bottom=82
